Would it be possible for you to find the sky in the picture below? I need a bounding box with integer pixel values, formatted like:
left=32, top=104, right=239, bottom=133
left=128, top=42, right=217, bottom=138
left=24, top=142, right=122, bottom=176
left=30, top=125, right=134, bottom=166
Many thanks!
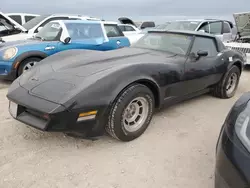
left=1, top=0, right=250, bottom=23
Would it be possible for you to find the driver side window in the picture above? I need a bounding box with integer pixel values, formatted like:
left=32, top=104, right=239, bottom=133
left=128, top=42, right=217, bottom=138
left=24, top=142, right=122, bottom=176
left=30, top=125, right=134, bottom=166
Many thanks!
left=190, top=36, right=218, bottom=57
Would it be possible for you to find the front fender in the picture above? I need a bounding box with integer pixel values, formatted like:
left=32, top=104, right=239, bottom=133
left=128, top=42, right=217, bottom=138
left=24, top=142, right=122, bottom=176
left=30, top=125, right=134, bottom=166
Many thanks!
left=14, top=51, right=48, bottom=64
left=69, top=64, right=162, bottom=112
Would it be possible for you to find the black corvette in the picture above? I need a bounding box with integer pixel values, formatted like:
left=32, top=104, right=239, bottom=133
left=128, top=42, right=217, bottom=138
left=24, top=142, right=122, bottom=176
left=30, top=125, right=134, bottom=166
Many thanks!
left=215, top=92, right=250, bottom=188
left=7, top=30, right=245, bottom=141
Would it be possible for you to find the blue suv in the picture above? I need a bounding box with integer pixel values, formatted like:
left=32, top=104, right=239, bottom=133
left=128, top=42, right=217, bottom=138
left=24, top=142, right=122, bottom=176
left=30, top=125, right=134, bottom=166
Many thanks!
left=0, top=20, right=130, bottom=80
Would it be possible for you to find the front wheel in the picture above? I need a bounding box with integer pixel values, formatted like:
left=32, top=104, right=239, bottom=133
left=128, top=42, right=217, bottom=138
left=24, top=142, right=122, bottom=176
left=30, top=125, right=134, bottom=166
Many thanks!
left=106, top=84, right=155, bottom=142
left=17, top=57, right=42, bottom=77
left=212, top=65, right=240, bottom=98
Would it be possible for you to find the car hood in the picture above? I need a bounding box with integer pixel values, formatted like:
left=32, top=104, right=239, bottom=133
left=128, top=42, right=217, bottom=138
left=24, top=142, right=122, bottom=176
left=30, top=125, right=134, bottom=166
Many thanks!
left=0, top=38, right=52, bottom=50
left=17, top=47, right=176, bottom=105
left=233, top=12, right=250, bottom=38
left=0, top=12, right=26, bottom=32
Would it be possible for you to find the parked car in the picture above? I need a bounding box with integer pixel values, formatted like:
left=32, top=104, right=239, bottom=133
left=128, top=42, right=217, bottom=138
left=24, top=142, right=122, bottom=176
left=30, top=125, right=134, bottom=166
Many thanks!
left=118, top=24, right=141, bottom=34
left=0, top=20, right=130, bottom=80
left=1, top=14, right=100, bottom=42
left=215, top=92, right=250, bottom=188
left=7, top=30, right=245, bottom=141
left=224, top=12, right=250, bottom=65
left=118, top=17, right=156, bottom=30
left=118, top=24, right=144, bottom=44
left=0, top=12, right=26, bottom=38
left=6, top=13, right=39, bottom=25
left=147, top=19, right=235, bottom=42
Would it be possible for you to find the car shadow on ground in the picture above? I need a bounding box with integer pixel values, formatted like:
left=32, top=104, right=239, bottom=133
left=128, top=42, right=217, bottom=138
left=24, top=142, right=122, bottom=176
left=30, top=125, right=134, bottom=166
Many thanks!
left=244, top=65, right=250, bottom=71
left=0, top=80, right=12, bottom=89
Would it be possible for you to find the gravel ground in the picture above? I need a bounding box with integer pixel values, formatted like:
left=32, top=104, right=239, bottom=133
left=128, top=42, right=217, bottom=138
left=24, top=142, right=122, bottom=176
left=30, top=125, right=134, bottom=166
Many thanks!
left=0, top=70, right=250, bottom=188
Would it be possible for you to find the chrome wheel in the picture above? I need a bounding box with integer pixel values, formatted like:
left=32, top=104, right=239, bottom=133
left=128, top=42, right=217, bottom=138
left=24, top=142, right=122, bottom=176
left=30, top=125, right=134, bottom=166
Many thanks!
left=122, top=97, right=149, bottom=133
left=23, top=61, right=38, bottom=73
left=226, top=72, right=238, bottom=95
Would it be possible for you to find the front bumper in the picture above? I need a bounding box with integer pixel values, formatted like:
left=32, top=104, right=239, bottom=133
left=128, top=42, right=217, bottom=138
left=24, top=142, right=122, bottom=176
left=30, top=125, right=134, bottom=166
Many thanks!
left=7, top=85, right=109, bottom=137
left=215, top=125, right=249, bottom=188
left=0, top=60, right=16, bottom=80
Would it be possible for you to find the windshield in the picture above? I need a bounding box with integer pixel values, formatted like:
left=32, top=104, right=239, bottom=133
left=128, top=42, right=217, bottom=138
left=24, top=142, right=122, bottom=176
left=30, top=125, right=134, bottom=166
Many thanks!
left=132, top=32, right=193, bottom=55
left=163, top=21, right=201, bottom=31
left=22, top=15, right=49, bottom=30
left=65, top=22, right=105, bottom=40
left=35, top=22, right=62, bottom=41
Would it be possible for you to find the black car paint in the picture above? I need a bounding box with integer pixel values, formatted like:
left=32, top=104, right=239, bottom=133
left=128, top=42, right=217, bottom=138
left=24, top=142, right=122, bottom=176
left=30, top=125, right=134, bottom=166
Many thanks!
left=7, top=30, right=245, bottom=136
left=215, top=92, right=250, bottom=188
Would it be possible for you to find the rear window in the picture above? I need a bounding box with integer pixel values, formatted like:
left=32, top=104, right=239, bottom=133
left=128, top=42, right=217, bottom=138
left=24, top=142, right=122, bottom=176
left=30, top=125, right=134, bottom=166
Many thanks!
left=9, top=15, right=22, bottom=25
left=104, top=24, right=124, bottom=37
left=25, top=16, right=36, bottom=23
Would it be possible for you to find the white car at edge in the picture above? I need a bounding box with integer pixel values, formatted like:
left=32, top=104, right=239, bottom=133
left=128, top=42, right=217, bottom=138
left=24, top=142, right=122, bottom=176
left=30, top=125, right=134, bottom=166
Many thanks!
left=1, top=13, right=100, bottom=43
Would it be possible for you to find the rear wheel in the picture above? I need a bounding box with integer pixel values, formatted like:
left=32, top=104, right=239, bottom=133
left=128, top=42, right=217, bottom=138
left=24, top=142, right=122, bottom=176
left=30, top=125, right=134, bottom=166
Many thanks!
left=17, top=57, right=42, bottom=77
left=106, top=84, right=155, bottom=141
left=212, top=65, right=240, bottom=98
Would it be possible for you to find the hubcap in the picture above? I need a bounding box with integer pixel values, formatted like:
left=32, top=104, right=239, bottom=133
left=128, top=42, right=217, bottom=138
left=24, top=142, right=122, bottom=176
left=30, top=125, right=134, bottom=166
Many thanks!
left=122, top=97, right=149, bottom=132
left=226, top=72, right=238, bottom=95
left=22, top=61, right=38, bottom=73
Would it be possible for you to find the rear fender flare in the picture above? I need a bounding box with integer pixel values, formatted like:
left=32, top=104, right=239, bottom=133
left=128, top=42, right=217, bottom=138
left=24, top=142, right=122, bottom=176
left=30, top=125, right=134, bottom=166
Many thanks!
left=227, top=57, right=243, bottom=73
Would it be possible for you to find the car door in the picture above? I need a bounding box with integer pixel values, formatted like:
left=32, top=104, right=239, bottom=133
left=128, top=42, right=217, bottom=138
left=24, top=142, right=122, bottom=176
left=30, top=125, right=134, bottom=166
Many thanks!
left=102, top=24, right=130, bottom=50
left=183, top=36, right=224, bottom=94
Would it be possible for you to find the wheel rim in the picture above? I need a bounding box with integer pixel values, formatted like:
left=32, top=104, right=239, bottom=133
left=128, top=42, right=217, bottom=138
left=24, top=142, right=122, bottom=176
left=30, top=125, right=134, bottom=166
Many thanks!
left=122, top=97, right=149, bottom=133
left=22, top=61, right=38, bottom=73
left=226, top=72, right=238, bottom=95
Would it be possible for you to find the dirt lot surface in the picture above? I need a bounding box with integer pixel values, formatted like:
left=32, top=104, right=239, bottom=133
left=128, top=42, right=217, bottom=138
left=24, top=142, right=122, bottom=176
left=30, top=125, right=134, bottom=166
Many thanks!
left=0, top=70, right=250, bottom=188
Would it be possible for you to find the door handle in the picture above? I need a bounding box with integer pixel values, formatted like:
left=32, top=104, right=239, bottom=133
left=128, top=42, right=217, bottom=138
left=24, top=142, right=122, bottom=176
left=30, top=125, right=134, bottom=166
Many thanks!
left=116, top=40, right=121, bottom=45
left=45, top=46, right=55, bottom=50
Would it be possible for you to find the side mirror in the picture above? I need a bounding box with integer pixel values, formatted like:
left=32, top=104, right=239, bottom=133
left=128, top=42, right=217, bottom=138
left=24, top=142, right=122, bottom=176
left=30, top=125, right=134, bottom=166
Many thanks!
left=61, top=37, right=71, bottom=44
left=37, top=27, right=43, bottom=32
left=197, top=50, right=208, bottom=57
left=198, top=30, right=205, bottom=33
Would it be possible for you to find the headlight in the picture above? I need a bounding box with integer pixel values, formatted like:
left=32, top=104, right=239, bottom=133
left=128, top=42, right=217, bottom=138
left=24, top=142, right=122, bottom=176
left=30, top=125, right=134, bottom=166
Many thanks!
left=3, top=47, right=18, bottom=60
left=235, top=100, right=250, bottom=151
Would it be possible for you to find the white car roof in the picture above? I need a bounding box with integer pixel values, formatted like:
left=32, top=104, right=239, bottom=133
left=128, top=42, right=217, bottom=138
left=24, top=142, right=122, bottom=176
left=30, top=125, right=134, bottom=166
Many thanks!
left=6, top=13, right=40, bottom=16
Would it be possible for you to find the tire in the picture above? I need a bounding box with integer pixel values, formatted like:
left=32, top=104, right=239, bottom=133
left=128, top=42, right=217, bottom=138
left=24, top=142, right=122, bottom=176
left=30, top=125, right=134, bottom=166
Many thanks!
left=212, top=65, right=240, bottom=99
left=106, top=84, right=155, bottom=142
left=17, top=57, right=42, bottom=77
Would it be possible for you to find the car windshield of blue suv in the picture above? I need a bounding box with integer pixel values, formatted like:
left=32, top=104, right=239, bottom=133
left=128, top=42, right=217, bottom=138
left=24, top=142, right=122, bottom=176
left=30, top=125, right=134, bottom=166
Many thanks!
left=35, top=22, right=62, bottom=41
